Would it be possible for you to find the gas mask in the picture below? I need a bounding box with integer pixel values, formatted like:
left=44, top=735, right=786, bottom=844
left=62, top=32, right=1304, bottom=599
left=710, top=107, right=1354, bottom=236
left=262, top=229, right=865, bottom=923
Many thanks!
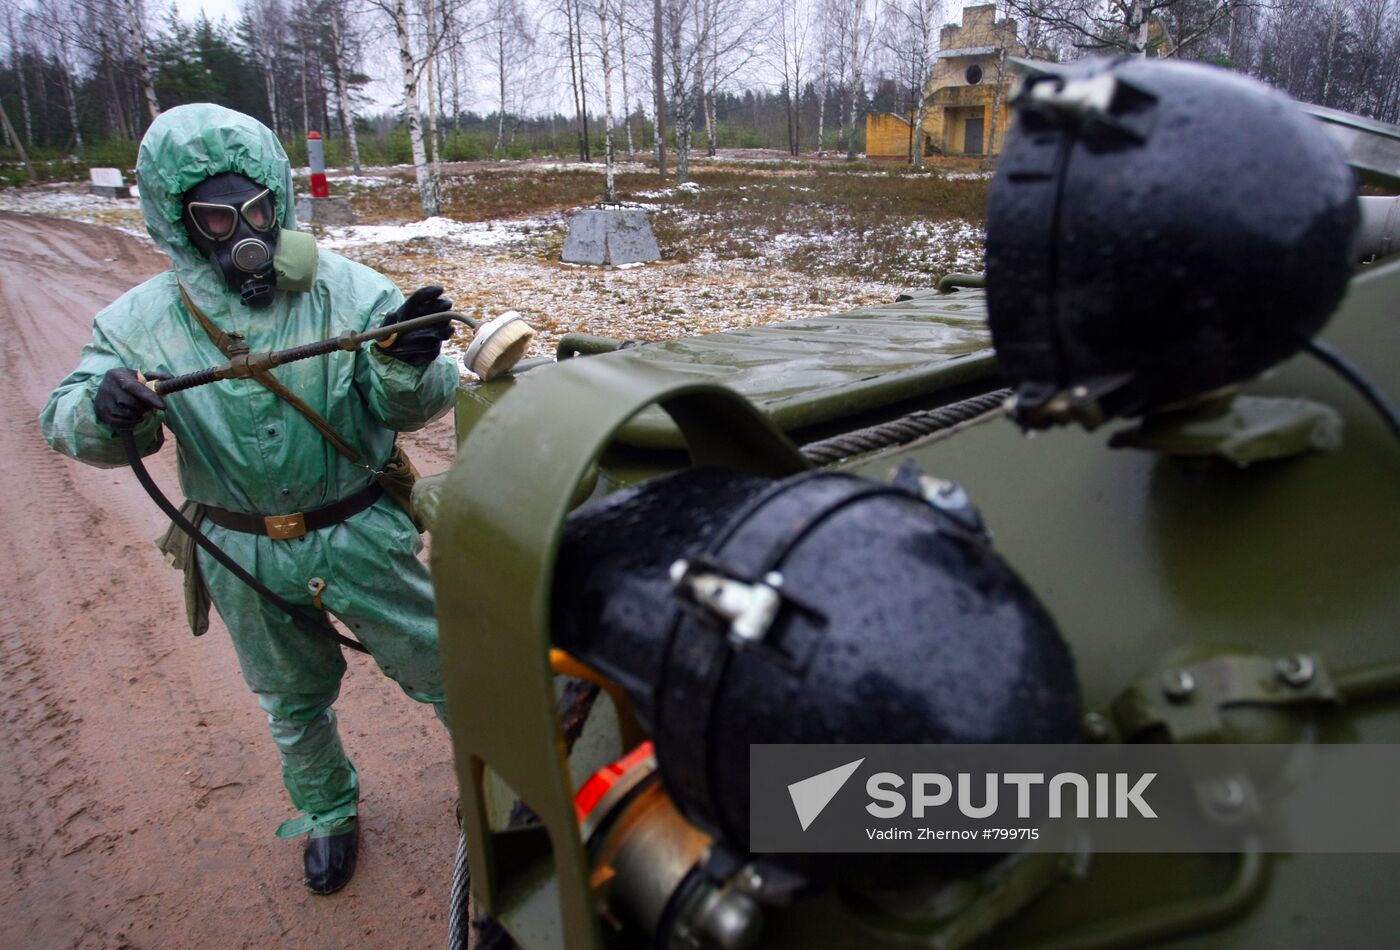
left=182, top=172, right=281, bottom=307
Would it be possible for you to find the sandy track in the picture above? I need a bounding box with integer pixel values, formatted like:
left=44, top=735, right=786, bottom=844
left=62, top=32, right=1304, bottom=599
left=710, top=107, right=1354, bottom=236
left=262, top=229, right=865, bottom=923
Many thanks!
left=0, top=212, right=460, bottom=948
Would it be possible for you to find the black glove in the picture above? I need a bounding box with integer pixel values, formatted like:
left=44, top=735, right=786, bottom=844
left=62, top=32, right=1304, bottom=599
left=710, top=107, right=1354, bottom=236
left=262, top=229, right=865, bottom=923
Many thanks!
left=378, top=285, right=454, bottom=368
left=94, top=368, right=170, bottom=430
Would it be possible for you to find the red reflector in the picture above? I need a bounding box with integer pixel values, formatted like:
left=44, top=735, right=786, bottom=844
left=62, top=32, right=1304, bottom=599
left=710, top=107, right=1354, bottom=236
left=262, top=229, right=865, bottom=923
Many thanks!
left=574, top=741, right=655, bottom=823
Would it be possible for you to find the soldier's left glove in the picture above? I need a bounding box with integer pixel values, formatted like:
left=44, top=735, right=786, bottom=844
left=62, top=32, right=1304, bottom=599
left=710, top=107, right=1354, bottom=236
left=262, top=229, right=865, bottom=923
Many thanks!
left=377, top=285, right=454, bottom=368
left=94, top=368, right=171, bottom=430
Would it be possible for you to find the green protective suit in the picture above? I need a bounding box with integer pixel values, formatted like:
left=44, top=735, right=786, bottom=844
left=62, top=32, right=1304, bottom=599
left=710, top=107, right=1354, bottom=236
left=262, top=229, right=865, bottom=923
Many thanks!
left=41, top=104, right=459, bottom=838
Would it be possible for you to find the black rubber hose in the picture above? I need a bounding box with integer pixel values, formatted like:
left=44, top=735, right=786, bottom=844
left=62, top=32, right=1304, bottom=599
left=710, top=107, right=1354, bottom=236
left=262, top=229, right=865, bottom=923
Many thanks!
left=268, top=336, right=348, bottom=367
left=150, top=313, right=476, bottom=398
left=1305, top=339, right=1400, bottom=448
left=119, top=429, right=370, bottom=654
left=152, top=365, right=224, bottom=396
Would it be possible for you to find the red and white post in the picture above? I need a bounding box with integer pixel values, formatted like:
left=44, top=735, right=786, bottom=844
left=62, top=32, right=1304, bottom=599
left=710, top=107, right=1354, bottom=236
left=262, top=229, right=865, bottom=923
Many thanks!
left=308, top=131, right=329, bottom=199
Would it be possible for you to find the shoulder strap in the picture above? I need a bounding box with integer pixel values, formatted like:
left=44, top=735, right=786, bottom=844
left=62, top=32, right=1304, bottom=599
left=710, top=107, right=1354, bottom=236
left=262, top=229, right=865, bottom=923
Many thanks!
left=177, top=283, right=363, bottom=464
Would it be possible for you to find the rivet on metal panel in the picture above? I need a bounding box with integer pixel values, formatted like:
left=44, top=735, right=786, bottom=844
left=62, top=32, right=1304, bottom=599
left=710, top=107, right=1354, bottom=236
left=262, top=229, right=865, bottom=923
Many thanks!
left=1162, top=668, right=1197, bottom=702
left=1276, top=654, right=1317, bottom=688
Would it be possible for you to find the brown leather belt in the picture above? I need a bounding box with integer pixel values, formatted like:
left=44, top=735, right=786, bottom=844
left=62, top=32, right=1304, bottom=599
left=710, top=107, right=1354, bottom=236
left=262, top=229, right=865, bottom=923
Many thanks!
left=202, top=484, right=383, bottom=540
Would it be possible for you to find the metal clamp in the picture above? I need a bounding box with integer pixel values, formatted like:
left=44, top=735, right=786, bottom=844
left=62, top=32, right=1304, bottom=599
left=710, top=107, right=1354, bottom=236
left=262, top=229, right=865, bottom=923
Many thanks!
left=670, top=559, right=785, bottom=648
left=1109, top=651, right=1340, bottom=743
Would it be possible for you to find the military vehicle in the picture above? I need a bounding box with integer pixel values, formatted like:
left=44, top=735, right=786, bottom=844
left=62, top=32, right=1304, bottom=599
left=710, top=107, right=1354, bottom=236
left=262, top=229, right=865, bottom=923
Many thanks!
left=423, top=58, right=1400, bottom=950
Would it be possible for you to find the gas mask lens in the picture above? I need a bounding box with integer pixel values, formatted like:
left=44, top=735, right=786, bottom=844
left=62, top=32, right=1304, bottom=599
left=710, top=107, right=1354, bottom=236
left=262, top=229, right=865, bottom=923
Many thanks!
left=187, top=189, right=276, bottom=241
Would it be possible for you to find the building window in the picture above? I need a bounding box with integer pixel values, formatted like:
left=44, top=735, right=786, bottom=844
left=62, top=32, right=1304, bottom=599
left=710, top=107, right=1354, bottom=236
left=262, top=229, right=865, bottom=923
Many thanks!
left=966, top=64, right=983, bottom=85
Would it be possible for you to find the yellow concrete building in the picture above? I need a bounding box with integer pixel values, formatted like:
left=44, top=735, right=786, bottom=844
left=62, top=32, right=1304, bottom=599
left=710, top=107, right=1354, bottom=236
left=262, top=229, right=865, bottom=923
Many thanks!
left=866, top=113, right=935, bottom=162
left=866, top=4, right=1044, bottom=161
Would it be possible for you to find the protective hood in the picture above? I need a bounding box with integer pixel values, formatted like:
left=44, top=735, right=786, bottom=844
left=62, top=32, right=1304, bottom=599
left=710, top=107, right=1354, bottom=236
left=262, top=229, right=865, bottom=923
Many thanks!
left=136, top=103, right=303, bottom=321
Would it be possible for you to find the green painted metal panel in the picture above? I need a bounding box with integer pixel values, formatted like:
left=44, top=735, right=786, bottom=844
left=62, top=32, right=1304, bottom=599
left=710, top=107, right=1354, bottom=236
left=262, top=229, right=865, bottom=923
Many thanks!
left=837, top=256, right=1400, bottom=947
left=455, top=290, right=997, bottom=452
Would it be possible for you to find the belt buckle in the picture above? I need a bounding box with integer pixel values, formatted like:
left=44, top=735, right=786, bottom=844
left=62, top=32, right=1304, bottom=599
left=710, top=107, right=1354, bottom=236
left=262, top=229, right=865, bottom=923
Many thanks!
left=265, top=511, right=307, bottom=540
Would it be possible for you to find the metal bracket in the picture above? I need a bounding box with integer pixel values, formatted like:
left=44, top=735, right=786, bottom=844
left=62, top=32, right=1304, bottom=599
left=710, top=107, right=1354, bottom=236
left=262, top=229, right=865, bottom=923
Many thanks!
left=1107, top=651, right=1340, bottom=744
left=670, top=558, right=785, bottom=648
left=1005, top=374, right=1137, bottom=431
left=1017, top=69, right=1158, bottom=147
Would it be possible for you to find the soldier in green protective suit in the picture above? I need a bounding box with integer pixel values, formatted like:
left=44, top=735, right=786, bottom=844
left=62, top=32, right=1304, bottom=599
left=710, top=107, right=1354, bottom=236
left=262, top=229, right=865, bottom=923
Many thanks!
left=41, top=104, right=458, bottom=895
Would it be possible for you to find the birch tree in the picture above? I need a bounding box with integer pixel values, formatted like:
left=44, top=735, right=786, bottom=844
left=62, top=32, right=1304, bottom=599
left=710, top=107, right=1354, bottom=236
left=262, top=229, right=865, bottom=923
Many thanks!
left=369, top=0, right=440, bottom=216
left=617, top=0, right=636, bottom=155
left=325, top=0, right=364, bottom=172
left=653, top=0, right=666, bottom=171
left=422, top=0, right=441, bottom=174
left=595, top=0, right=619, bottom=200
left=664, top=0, right=710, bottom=181
left=120, top=0, right=160, bottom=120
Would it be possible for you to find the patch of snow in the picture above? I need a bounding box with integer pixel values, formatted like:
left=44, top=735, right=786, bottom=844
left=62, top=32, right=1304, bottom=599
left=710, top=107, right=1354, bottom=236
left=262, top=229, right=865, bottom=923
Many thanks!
left=318, top=214, right=562, bottom=249
left=330, top=175, right=399, bottom=187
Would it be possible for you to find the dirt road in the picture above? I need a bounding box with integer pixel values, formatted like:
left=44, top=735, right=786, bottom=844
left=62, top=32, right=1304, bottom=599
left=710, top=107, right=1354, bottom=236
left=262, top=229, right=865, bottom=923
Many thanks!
left=0, top=212, right=461, bottom=948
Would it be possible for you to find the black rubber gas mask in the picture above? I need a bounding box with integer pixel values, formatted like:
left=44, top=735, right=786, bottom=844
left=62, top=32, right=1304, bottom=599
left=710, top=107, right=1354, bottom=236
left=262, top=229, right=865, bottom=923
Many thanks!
left=182, top=172, right=280, bottom=308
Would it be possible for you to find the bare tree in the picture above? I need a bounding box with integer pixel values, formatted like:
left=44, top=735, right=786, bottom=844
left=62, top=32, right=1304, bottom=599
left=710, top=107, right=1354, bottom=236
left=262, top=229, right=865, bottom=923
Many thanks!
left=695, top=0, right=770, bottom=157
left=326, top=0, right=364, bottom=172
left=370, top=0, right=440, bottom=215
left=617, top=0, right=636, bottom=154
left=119, top=0, right=159, bottom=120
left=775, top=0, right=816, bottom=155
left=595, top=0, right=619, bottom=199
left=833, top=0, right=876, bottom=158
left=5, top=6, right=35, bottom=147
left=663, top=0, right=710, bottom=181
left=241, top=0, right=287, bottom=136
left=1003, top=0, right=1253, bottom=59
left=817, top=0, right=852, bottom=151
left=882, top=0, right=939, bottom=167
left=484, top=0, right=534, bottom=153
left=0, top=98, right=35, bottom=180
left=653, top=0, right=667, bottom=170
left=555, top=0, right=593, bottom=159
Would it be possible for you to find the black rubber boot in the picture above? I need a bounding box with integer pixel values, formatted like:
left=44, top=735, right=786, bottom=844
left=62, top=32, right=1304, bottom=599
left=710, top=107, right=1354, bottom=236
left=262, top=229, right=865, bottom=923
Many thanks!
left=303, top=823, right=359, bottom=895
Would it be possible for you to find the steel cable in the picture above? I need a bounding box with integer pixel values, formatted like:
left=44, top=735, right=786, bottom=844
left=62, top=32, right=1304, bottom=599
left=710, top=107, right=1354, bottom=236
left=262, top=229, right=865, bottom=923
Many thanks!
left=800, top=389, right=1011, bottom=465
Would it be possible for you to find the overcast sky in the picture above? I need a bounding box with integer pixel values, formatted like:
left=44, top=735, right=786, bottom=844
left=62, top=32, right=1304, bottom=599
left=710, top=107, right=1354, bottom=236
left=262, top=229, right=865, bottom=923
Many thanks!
left=173, top=0, right=244, bottom=25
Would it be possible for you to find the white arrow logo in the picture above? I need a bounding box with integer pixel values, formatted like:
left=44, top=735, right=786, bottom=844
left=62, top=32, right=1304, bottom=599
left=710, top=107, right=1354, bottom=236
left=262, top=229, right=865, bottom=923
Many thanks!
left=787, top=758, right=865, bottom=831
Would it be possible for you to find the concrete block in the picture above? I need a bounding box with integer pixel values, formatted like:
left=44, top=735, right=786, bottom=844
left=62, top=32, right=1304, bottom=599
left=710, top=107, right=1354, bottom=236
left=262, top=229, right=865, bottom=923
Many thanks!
left=561, top=207, right=661, bottom=266
left=295, top=196, right=356, bottom=226
left=88, top=167, right=128, bottom=198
